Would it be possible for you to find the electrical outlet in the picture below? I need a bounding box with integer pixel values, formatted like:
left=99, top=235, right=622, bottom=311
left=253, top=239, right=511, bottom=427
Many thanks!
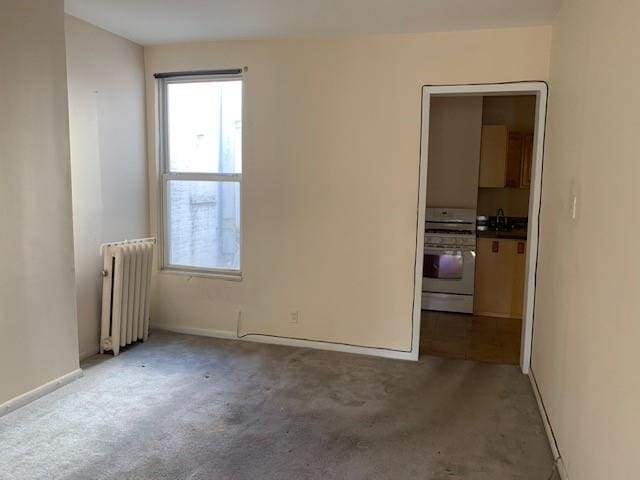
left=289, top=310, right=299, bottom=324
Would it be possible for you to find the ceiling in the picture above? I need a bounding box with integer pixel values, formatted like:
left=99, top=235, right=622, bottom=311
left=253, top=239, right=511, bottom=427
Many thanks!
left=64, top=0, right=561, bottom=46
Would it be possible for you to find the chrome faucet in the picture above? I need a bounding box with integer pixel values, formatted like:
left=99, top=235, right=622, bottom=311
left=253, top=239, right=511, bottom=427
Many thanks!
left=496, top=208, right=506, bottom=230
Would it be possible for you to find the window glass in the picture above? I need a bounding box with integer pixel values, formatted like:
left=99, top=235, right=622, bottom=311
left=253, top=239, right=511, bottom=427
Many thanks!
left=167, top=180, right=240, bottom=270
left=167, top=80, right=242, bottom=173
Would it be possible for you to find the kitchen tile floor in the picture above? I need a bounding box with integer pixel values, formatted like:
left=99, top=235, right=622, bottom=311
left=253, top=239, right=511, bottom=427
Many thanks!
left=420, top=310, right=522, bottom=365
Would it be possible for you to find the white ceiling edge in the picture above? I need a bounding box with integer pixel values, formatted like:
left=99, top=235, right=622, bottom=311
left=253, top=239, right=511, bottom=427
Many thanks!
left=64, top=0, right=561, bottom=46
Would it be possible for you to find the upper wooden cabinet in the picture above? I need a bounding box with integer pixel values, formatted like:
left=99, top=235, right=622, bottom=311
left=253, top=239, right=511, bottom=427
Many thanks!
left=505, top=132, right=523, bottom=187
left=520, top=133, right=534, bottom=187
left=479, top=125, right=533, bottom=188
left=478, top=125, right=508, bottom=188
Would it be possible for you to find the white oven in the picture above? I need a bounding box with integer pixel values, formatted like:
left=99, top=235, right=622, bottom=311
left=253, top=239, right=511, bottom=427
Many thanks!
left=421, top=208, right=477, bottom=314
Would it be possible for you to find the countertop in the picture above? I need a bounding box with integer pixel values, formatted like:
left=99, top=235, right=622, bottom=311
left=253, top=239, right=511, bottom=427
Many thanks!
left=477, top=229, right=528, bottom=240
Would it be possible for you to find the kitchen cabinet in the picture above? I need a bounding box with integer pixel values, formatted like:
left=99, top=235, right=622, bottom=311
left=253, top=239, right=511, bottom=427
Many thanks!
left=478, top=125, right=533, bottom=188
left=479, top=125, right=508, bottom=188
left=505, top=132, right=523, bottom=187
left=520, top=133, right=534, bottom=187
left=474, top=238, right=527, bottom=318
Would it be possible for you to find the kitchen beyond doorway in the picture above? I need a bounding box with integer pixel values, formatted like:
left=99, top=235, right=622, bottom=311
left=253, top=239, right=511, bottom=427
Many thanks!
left=420, top=94, right=533, bottom=364
left=413, top=82, right=548, bottom=371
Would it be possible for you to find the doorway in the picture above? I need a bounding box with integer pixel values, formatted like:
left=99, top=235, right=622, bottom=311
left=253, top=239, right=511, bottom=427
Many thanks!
left=410, top=82, right=548, bottom=374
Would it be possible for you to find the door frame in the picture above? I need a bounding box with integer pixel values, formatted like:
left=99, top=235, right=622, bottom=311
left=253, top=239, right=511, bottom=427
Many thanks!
left=411, top=82, right=548, bottom=374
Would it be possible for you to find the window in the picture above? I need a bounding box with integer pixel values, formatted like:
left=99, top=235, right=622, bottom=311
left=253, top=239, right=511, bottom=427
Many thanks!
left=158, top=73, right=242, bottom=276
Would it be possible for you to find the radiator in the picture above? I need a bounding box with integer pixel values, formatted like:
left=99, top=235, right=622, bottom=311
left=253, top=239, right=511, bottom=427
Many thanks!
left=99, top=238, right=155, bottom=356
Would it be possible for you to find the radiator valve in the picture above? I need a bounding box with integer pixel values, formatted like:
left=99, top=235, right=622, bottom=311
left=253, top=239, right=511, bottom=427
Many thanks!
left=101, top=337, right=113, bottom=352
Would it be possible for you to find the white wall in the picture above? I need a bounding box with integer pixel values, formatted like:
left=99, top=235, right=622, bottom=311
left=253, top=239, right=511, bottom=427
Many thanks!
left=476, top=188, right=530, bottom=217
left=482, top=95, right=537, bottom=132
left=426, top=96, right=483, bottom=209
left=533, top=0, right=640, bottom=478
left=65, top=15, right=148, bottom=359
left=0, top=0, right=79, bottom=404
left=145, top=27, right=551, bottom=352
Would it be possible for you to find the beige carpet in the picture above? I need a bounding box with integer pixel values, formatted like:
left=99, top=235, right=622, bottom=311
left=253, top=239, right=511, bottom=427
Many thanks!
left=0, top=331, right=554, bottom=479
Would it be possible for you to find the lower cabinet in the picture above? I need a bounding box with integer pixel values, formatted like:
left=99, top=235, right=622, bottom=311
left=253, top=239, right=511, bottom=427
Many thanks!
left=474, top=238, right=526, bottom=318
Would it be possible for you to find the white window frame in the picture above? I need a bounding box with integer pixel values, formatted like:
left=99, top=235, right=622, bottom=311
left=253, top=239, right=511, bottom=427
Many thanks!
left=157, top=72, right=243, bottom=279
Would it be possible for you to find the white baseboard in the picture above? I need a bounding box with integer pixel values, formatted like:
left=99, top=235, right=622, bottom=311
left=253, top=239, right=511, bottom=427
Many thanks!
left=154, top=324, right=237, bottom=340
left=0, top=368, right=83, bottom=418
left=153, top=323, right=417, bottom=361
left=528, top=370, right=569, bottom=480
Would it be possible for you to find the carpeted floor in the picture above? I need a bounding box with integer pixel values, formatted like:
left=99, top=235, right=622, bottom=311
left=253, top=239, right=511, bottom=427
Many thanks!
left=0, top=331, right=555, bottom=480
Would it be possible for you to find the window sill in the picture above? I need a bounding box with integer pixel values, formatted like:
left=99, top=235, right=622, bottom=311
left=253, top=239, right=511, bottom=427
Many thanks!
left=159, top=268, right=242, bottom=282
